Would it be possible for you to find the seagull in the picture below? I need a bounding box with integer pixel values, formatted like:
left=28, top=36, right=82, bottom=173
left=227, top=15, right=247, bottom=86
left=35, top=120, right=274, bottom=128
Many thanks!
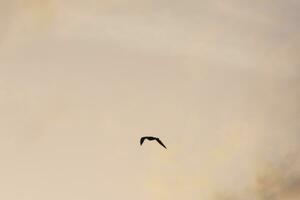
left=140, top=136, right=167, bottom=149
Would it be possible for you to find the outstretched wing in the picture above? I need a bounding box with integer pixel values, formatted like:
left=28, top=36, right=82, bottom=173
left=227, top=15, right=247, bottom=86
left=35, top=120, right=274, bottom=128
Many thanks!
left=156, top=138, right=167, bottom=149
left=140, top=137, right=146, bottom=145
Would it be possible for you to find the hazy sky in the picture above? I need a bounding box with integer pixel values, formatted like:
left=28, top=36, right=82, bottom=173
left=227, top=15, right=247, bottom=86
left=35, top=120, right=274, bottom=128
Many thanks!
left=0, top=1, right=299, bottom=200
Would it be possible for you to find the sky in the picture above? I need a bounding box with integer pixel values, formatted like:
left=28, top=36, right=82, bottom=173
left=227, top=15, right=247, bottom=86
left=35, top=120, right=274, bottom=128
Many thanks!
left=0, top=0, right=299, bottom=199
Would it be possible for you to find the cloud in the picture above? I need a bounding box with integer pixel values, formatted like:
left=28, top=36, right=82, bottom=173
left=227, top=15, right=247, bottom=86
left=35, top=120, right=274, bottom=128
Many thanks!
left=254, top=152, right=300, bottom=200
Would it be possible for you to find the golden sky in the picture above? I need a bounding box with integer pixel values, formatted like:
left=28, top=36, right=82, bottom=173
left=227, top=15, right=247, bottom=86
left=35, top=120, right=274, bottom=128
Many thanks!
left=0, top=0, right=299, bottom=199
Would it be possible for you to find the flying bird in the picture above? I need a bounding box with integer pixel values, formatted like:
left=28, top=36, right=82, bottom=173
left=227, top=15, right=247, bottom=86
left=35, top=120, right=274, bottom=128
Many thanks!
left=140, top=136, right=167, bottom=149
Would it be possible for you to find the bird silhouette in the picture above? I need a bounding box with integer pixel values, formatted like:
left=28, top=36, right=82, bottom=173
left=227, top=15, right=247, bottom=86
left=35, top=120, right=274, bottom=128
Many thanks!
left=140, top=136, right=167, bottom=149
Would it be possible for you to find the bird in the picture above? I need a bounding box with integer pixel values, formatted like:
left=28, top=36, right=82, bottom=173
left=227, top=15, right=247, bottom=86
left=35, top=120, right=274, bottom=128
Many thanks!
left=140, top=136, right=167, bottom=149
